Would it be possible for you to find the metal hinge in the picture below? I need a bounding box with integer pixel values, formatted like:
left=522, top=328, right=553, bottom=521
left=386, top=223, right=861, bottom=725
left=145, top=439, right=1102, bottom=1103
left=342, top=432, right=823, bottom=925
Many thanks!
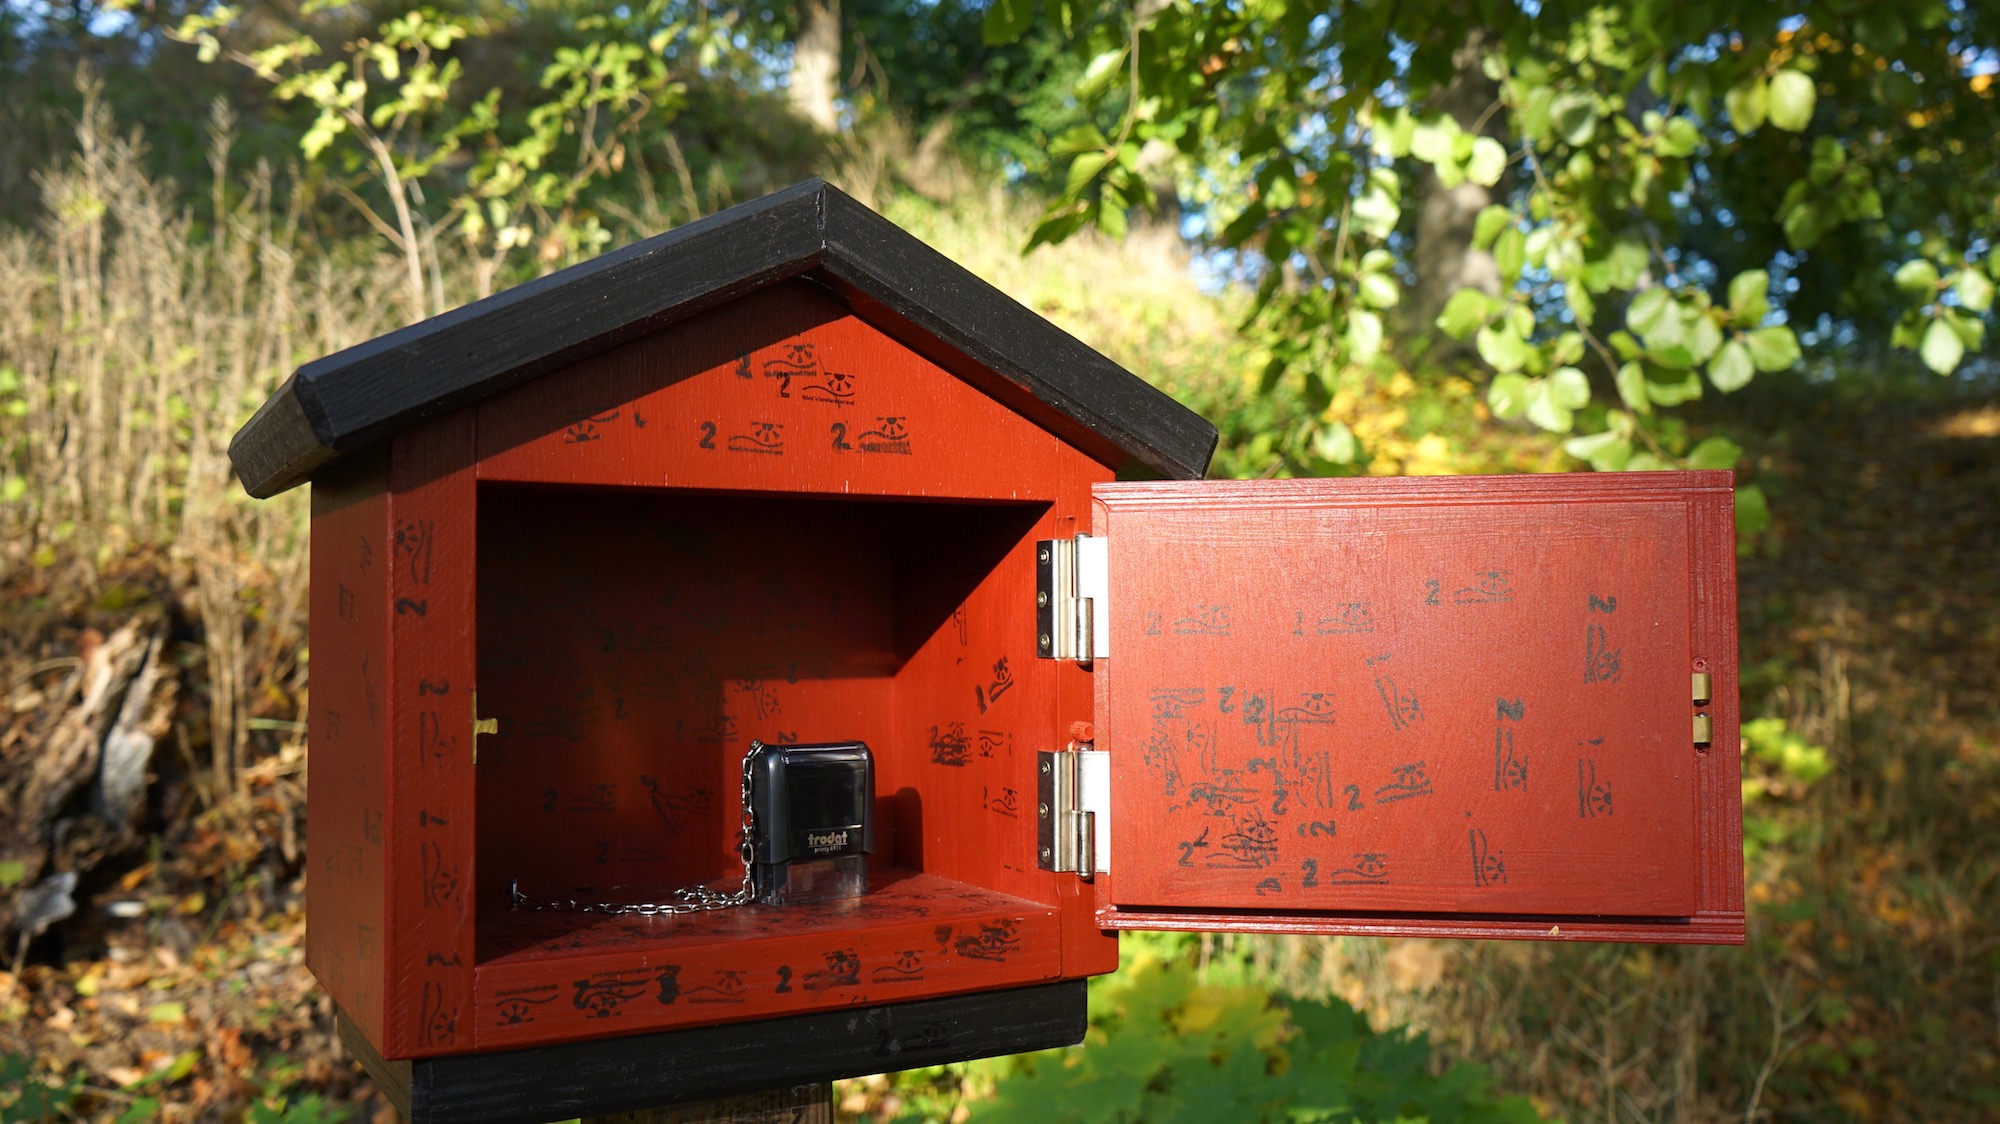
left=1035, top=535, right=1108, bottom=663
left=1037, top=749, right=1109, bottom=877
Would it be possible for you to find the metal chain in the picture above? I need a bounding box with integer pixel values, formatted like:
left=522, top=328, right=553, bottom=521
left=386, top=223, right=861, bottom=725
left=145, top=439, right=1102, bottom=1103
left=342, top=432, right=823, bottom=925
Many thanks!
left=508, top=741, right=767, bottom=916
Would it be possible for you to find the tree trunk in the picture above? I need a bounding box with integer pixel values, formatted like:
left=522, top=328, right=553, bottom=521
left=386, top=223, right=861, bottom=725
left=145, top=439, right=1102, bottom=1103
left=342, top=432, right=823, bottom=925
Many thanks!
left=790, top=0, right=841, bottom=132
left=1407, top=30, right=1505, bottom=347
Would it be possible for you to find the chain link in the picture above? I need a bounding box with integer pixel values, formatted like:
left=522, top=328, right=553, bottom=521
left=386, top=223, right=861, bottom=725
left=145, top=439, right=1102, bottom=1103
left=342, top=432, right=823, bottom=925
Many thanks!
left=508, top=741, right=768, bottom=916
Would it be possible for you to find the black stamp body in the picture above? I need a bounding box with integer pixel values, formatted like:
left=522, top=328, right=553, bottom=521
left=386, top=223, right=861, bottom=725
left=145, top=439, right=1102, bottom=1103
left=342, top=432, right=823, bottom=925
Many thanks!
left=748, top=741, right=875, bottom=905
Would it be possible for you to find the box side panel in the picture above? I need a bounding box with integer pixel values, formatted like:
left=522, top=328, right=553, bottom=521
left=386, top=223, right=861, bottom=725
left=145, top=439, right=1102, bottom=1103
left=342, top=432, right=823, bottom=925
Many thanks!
left=306, top=450, right=390, bottom=1046
left=383, top=414, right=481, bottom=1057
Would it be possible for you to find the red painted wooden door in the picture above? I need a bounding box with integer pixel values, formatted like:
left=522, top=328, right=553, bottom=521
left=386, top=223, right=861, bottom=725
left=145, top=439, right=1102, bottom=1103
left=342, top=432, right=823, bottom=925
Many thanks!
left=1090, top=471, right=1743, bottom=943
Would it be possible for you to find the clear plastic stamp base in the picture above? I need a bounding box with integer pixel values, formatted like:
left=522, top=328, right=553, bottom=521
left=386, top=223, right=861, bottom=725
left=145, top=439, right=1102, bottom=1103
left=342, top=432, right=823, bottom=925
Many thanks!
left=753, top=855, right=869, bottom=906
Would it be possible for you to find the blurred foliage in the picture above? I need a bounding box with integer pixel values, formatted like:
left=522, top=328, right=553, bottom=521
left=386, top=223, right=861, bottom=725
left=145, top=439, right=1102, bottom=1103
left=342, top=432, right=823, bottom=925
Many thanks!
left=990, top=0, right=2000, bottom=477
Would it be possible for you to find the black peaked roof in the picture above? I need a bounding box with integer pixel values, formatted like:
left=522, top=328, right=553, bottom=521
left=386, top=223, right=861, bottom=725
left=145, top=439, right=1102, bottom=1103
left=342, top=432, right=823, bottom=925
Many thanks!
left=229, top=179, right=1218, bottom=497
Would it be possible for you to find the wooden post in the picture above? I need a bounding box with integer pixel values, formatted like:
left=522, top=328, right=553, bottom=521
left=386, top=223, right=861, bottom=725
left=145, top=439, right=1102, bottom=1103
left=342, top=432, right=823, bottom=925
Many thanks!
left=583, top=1083, right=833, bottom=1123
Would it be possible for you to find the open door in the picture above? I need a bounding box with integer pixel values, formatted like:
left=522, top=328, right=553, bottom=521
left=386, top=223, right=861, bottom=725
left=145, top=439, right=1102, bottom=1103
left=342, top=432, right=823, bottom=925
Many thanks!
left=1084, top=471, right=1742, bottom=944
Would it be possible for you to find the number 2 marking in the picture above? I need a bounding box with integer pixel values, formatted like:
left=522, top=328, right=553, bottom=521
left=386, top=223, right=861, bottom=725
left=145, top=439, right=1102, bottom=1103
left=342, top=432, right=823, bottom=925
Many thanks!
left=1345, top=784, right=1364, bottom=811
left=1424, top=579, right=1441, bottom=606
left=1302, top=858, right=1319, bottom=888
left=831, top=422, right=850, bottom=452
left=775, top=966, right=793, bottom=993
left=697, top=421, right=716, bottom=449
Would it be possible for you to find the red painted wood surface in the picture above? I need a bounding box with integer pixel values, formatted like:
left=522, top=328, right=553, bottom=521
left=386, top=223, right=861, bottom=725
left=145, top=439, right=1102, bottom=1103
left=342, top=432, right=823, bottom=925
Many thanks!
left=1091, top=472, right=1742, bottom=943
left=473, top=868, right=1061, bottom=1050
left=300, top=280, right=1117, bottom=1057
left=305, top=451, right=390, bottom=1046
left=382, top=415, right=482, bottom=1058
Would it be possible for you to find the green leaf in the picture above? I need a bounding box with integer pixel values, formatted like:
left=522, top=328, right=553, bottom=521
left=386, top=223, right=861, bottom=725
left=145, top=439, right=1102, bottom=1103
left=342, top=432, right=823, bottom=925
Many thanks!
left=1077, top=48, right=1126, bottom=98
left=1551, top=90, right=1598, bottom=146
left=1436, top=288, right=1495, bottom=338
left=1358, top=271, right=1400, bottom=309
left=1956, top=268, right=1995, bottom=313
left=1065, top=150, right=1112, bottom=196
left=1410, top=117, right=1457, bottom=164
left=1725, top=77, right=1768, bottom=132
left=1627, top=287, right=1674, bottom=339
left=1547, top=365, right=1590, bottom=409
left=1351, top=169, right=1400, bottom=238
left=1615, top=361, right=1652, bottom=413
left=1767, top=69, right=1817, bottom=132
left=1563, top=429, right=1633, bottom=470
left=1646, top=368, right=1704, bottom=406
left=1894, top=259, right=1940, bottom=297
left=1744, top=326, right=1802, bottom=371
left=1487, top=373, right=1532, bottom=418
left=1708, top=339, right=1755, bottom=392
left=1493, top=227, right=1526, bottom=283
left=1687, top=435, right=1744, bottom=470
left=1727, top=269, right=1770, bottom=326
left=1921, top=315, right=1966, bottom=373
left=1735, top=483, right=1772, bottom=538
left=1345, top=309, right=1384, bottom=360
left=1313, top=421, right=1358, bottom=464
left=1657, top=116, right=1701, bottom=157
left=1524, top=382, right=1575, bottom=432
left=1472, top=205, right=1512, bottom=250
left=1476, top=325, right=1534, bottom=373
left=1466, top=136, right=1508, bottom=186
left=982, top=0, right=1034, bottom=45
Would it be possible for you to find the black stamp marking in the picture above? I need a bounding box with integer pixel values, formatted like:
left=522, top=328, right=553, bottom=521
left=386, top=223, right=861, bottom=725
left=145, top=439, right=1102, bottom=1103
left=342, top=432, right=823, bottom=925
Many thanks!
left=975, top=656, right=1014, bottom=713
left=1589, top=593, right=1618, bottom=613
left=420, top=841, right=460, bottom=908
left=418, top=980, right=459, bottom=1046
left=975, top=729, right=1012, bottom=759
left=953, top=920, right=1021, bottom=962
left=1578, top=758, right=1613, bottom=818
left=728, top=421, right=785, bottom=455
left=1469, top=828, right=1508, bottom=887
left=803, top=948, right=863, bottom=990
left=1454, top=570, right=1514, bottom=604
left=684, top=969, right=750, bottom=1005
left=1585, top=622, right=1622, bottom=684
left=1215, top=809, right=1280, bottom=868
left=1255, top=877, right=1283, bottom=895
left=1307, top=602, right=1376, bottom=635
left=873, top=950, right=927, bottom=983
left=573, top=970, right=652, bottom=1018
left=1494, top=727, right=1527, bottom=791
left=394, top=519, right=433, bottom=585
left=762, top=342, right=818, bottom=397
left=1324, top=852, right=1389, bottom=885
left=337, top=583, right=354, bottom=620
left=1374, top=761, right=1433, bottom=804
left=1295, top=819, right=1338, bottom=839
left=566, top=783, right=617, bottom=813
left=856, top=416, right=912, bottom=454
left=800, top=367, right=857, bottom=407
left=494, top=984, right=558, bottom=1025
left=983, top=785, right=1021, bottom=818
left=929, top=722, right=971, bottom=767
left=1172, top=605, right=1232, bottom=636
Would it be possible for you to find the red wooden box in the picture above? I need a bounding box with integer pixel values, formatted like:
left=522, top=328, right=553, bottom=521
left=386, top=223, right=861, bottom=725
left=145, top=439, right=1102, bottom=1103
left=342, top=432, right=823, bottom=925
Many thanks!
left=231, top=182, right=1742, bottom=1079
